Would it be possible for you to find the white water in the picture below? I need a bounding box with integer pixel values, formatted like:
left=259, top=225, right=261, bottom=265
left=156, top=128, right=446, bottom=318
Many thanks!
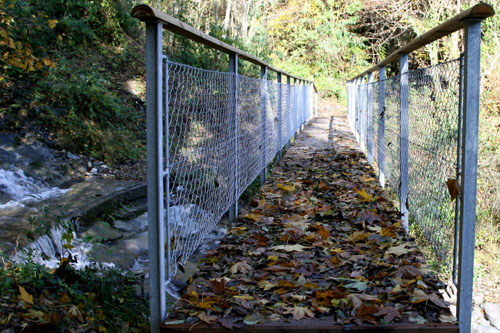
left=22, top=226, right=115, bottom=270
left=0, top=168, right=69, bottom=208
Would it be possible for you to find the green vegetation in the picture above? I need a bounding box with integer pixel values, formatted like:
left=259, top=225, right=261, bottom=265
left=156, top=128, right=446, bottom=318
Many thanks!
left=0, top=259, right=149, bottom=331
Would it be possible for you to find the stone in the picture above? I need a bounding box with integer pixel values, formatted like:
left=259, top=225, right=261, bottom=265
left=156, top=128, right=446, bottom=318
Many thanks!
left=472, top=305, right=485, bottom=323
left=81, top=221, right=123, bottom=243
left=123, top=231, right=148, bottom=256
left=87, top=242, right=138, bottom=270
left=484, top=303, right=500, bottom=329
left=0, top=148, right=14, bottom=167
left=67, top=152, right=80, bottom=160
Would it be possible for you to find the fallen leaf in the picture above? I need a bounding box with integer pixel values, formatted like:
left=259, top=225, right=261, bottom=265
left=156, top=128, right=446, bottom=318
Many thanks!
left=446, top=178, right=460, bottom=201
left=283, top=306, right=315, bottom=320
left=357, top=189, right=374, bottom=201
left=208, top=279, right=226, bottom=294
left=197, top=311, right=217, bottom=324
left=230, top=261, right=252, bottom=274
left=374, top=306, right=402, bottom=322
left=271, top=244, right=307, bottom=252
left=19, top=286, right=34, bottom=305
left=277, top=183, right=295, bottom=192
left=385, top=244, right=415, bottom=257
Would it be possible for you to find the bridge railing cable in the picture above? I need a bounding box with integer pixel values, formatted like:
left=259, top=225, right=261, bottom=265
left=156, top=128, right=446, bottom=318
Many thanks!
left=132, top=5, right=318, bottom=331
left=347, top=3, right=494, bottom=332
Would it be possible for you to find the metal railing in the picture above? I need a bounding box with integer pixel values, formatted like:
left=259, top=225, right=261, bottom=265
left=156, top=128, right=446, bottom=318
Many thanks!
left=132, top=5, right=317, bottom=331
left=347, top=3, right=494, bottom=332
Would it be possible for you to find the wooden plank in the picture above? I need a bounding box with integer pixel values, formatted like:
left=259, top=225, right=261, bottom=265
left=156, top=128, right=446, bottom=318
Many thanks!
left=131, top=4, right=317, bottom=91
left=351, top=2, right=495, bottom=80
left=162, top=321, right=458, bottom=332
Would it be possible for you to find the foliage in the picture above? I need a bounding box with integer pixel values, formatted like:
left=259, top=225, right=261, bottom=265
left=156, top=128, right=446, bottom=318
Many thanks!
left=0, top=259, right=149, bottom=331
left=0, top=0, right=145, bottom=164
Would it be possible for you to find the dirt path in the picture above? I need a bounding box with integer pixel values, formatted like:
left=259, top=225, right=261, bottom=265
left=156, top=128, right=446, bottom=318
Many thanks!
left=164, top=106, right=455, bottom=330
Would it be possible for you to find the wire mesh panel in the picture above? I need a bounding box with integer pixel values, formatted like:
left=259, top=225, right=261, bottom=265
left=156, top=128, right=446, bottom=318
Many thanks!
left=166, top=61, right=236, bottom=276
left=407, top=59, right=461, bottom=261
left=383, top=75, right=401, bottom=195
left=281, top=83, right=290, bottom=149
left=237, top=75, right=262, bottom=197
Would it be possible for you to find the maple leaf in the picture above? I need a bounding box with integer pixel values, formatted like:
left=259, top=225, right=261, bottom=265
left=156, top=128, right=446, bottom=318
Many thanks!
left=19, top=286, right=34, bottom=305
left=283, top=306, right=315, bottom=320
left=374, top=306, right=402, bottom=322
left=384, top=243, right=416, bottom=257
left=197, top=311, right=217, bottom=324
left=347, top=294, right=379, bottom=309
left=208, top=279, right=227, bottom=294
left=271, top=244, right=307, bottom=252
left=230, top=260, right=252, bottom=274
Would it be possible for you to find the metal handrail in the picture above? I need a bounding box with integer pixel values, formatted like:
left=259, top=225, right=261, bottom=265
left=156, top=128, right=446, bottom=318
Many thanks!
left=350, top=2, right=494, bottom=80
left=132, top=4, right=318, bottom=91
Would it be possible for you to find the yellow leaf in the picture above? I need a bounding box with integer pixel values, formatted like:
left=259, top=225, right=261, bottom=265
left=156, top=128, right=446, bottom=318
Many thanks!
left=48, top=19, right=58, bottom=29
left=60, top=292, right=71, bottom=303
left=277, top=183, right=295, bottom=192
left=258, top=280, right=277, bottom=291
left=19, top=286, right=34, bottom=305
left=233, top=295, right=254, bottom=300
left=98, top=326, right=107, bottom=332
left=241, top=213, right=261, bottom=221
left=357, top=189, right=374, bottom=201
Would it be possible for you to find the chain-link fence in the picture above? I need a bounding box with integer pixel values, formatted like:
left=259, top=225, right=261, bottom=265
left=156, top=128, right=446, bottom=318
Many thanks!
left=166, top=59, right=313, bottom=278
left=348, top=58, right=462, bottom=269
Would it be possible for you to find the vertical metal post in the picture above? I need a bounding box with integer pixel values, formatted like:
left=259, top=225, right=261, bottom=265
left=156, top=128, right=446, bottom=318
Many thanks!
left=400, top=53, right=409, bottom=231
left=229, top=54, right=239, bottom=223
left=146, top=21, right=165, bottom=333
left=453, top=54, right=464, bottom=286
left=287, top=76, right=291, bottom=148
left=363, top=75, right=368, bottom=152
left=379, top=66, right=386, bottom=188
left=367, top=72, right=374, bottom=165
left=315, top=89, right=318, bottom=118
left=260, top=65, right=267, bottom=186
left=294, top=78, right=298, bottom=140
left=355, top=77, right=361, bottom=142
left=458, top=19, right=482, bottom=333
left=277, top=73, right=283, bottom=161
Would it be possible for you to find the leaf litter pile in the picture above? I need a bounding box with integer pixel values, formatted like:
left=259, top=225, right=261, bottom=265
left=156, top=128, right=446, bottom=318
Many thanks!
left=166, top=116, right=455, bottom=329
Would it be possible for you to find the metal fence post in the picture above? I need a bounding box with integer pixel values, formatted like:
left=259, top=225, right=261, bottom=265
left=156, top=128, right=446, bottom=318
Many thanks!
left=379, top=66, right=386, bottom=188
left=287, top=76, right=291, bottom=148
left=294, top=78, right=298, bottom=140
left=277, top=73, right=283, bottom=161
left=367, top=72, right=374, bottom=165
left=400, top=53, right=409, bottom=231
left=315, top=88, right=318, bottom=118
left=229, top=54, right=239, bottom=223
left=145, top=21, right=165, bottom=333
left=355, top=77, right=361, bottom=142
left=363, top=75, right=368, bottom=153
left=260, top=65, right=268, bottom=186
left=458, top=19, right=482, bottom=333
left=453, top=54, right=465, bottom=286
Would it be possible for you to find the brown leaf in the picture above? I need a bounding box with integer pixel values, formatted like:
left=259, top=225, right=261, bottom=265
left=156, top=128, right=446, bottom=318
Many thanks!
left=197, top=311, right=217, bottom=324
left=374, top=306, right=402, bottom=322
left=208, top=279, right=227, bottom=294
left=446, top=178, right=460, bottom=201
left=218, top=318, right=243, bottom=330
left=230, top=261, right=252, bottom=274
left=283, top=306, right=315, bottom=320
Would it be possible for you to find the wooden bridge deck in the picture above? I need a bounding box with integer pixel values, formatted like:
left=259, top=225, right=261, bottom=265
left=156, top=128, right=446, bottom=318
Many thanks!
left=161, top=108, right=459, bottom=332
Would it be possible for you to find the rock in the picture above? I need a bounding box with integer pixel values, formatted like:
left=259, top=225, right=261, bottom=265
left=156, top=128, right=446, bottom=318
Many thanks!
left=67, top=152, right=80, bottom=160
left=123, top=231, right=148, bottom=255
left=87, top=242, right=138, bottom=270
left=484, top=303, right=500, bottom=329
left=17, top=143, right=53, bottom=162
left=81, top=221, right=123, bottom=243
left=114, top=214, right=148, bottom=234
left=0, top=148, right=14, bottom=167
left=472, top=305, right=485, bottom=323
